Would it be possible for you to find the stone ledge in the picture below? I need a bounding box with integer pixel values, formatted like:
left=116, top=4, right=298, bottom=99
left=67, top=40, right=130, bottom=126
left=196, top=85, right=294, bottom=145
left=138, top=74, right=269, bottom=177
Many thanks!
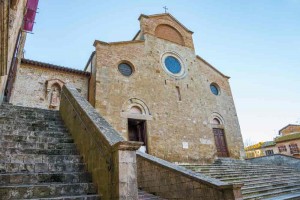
left=137, top=151, right=235, bottom=189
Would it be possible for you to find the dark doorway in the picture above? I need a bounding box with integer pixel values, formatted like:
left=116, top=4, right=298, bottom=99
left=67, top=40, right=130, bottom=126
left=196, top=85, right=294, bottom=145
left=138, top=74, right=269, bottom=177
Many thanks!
left=213, top=128, right=229, bottom=157
left=128, top=119, right=147, bottom=152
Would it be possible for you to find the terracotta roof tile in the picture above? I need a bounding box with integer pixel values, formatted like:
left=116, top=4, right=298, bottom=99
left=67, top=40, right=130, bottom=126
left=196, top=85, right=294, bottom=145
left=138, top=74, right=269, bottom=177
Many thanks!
left=21, top=59, right=90, bottom=76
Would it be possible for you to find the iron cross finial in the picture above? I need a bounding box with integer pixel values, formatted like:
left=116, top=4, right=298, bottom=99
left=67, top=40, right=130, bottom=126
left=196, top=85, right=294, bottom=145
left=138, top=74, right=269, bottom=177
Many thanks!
left=163, top=6, right=168, bottom=13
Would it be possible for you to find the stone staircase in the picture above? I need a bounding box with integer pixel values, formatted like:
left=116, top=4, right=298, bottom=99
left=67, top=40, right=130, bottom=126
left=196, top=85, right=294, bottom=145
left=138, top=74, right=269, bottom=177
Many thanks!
left=182, top=158, right=300, bottom=200
left=0, top=104, right=163, bottom=200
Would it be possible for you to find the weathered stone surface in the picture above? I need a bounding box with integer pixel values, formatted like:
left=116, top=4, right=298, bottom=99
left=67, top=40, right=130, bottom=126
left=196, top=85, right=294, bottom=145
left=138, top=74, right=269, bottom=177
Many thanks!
left=0, top=103, right=101, bottom=199
left=10, top=61, right=89, bottom=110
left=93, top=13, right=244, bottom=163
left=247, top=154, right=300, bottom=171
left=137, top=152, right=243, bottom=200
left=184, top=158, right=300, bottom=199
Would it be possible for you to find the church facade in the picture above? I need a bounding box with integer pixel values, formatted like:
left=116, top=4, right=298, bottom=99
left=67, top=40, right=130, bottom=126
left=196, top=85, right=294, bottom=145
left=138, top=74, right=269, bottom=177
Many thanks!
left=10, top=13, right=244, bottom=163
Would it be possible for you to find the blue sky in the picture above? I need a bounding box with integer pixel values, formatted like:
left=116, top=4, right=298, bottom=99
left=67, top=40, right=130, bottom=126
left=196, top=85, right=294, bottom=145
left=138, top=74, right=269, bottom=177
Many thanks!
left=25, top=0, right=300, bottom=144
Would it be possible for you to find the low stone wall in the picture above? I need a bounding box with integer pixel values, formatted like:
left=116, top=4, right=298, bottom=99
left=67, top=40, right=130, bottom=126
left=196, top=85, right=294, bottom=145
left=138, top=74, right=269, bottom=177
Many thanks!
left=247, top=154, right=300, bottom=170
left=137, top=152, right=243, bottom=200
left=60, top=85, right=142, bottom=199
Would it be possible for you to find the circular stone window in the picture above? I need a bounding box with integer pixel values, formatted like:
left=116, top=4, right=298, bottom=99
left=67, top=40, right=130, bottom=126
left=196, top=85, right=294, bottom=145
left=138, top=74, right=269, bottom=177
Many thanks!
left=161, top=53, right=186, bottom=78
left=210, top=83, right=220, bottom=95
left=118, top=63, right=133, bottom=76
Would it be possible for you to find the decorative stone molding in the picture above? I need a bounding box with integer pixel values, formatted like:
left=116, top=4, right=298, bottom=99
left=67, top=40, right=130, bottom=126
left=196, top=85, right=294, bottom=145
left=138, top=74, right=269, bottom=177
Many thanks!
left=121, top=98, right=152, bottom=120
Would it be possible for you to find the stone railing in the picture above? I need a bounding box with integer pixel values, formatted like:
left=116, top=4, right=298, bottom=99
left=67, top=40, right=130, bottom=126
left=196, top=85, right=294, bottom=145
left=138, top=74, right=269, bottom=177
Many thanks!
left=60, top=85, right=142, bottom=199
left=247, top=154, right=300, bottom=171
left=137, top=152, right=243, bottom=200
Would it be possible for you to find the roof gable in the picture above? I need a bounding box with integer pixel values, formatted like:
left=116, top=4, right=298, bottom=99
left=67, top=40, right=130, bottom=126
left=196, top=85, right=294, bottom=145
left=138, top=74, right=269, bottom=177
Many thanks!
left=138, top=13, right=193, bottom=34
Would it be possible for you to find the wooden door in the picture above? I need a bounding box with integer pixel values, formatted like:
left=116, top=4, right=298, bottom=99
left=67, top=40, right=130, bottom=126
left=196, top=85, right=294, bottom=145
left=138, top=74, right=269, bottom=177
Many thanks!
left=213, top=128, right=229, bottom=157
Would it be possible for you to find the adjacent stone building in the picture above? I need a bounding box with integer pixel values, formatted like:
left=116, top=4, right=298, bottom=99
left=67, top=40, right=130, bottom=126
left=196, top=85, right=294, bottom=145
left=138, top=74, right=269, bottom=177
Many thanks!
left=245, top=124, right=300, bottom=159
left=9, top=13, right=245, bottom=163
left=10, top=59, right=89, bottom=109
left=0, top=0, right=28, bottom=103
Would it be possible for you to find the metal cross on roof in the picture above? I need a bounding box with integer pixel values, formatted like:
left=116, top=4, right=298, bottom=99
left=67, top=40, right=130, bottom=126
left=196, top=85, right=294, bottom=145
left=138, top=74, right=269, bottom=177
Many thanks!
left=163, top=6, right=168, bottom=13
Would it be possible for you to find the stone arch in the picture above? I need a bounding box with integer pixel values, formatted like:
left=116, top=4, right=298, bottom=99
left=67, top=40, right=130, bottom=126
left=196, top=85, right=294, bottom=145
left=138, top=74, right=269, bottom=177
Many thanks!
left=210, top=113, right=225, bottom=126
left=121, top=98, right=152, bottom=120
left=46, top=79, right=64, bottom=109
left=155, top=24, right=184, bottom=46
left=48, top=83, right=61, bottom=109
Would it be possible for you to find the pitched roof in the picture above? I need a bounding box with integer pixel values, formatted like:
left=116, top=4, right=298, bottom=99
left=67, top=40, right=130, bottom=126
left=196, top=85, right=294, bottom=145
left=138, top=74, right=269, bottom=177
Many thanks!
left=21, top=59, right=90, bottom=76
left=138, top=13, right=194, bottom=34
left=278, top=124, right=300, bottom=135
left=275, top=132, right=300, bottom=143
left=261, top=141, right=276, bottom=148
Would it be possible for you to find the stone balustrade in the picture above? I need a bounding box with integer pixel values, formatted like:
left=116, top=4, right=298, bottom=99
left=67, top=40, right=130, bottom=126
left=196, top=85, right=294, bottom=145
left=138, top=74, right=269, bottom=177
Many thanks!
left=137, top=152, right=243, bottom=200
left=60, top=84, right=142, bottom=199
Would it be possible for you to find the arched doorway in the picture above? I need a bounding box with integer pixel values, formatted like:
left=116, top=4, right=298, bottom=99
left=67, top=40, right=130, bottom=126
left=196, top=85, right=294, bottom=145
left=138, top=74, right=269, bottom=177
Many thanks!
left=211, top=115, right=229, bottom=157
left=127, top=106, right=148, bottom=153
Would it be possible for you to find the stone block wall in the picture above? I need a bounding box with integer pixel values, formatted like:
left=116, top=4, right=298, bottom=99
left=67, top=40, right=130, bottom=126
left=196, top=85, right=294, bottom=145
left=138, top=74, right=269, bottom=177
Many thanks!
left=10, top=61, right=89, bottom=110
left=137, top=152, right=243, bottom=200
left=94, top=32, right=244, bottom=163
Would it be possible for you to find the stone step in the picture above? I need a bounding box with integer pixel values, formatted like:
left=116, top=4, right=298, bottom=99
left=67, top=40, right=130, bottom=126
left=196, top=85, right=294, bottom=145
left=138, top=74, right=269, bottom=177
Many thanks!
left=218, top=172, right=300, bottom=182
left=243, top=180, right=300, bottom=193
left=0, top=131, right=70, bottom=140
left=184, top=165, right=294, bottom=171
left=203, top=170, right=295, bottom=177
left=242, top=183, right=300, bottom=196
left=0, top=117, right=64, bottom=126
left=0, top=153, right=82, bottom=164
left=0, top=134, right=74, bottom=144
left=0, top=141, right=76, bottom=150
left=195, top=168, right=294, bottom=174
left=0, top=104, right=60, bottom=115
left=28, top=194, right=101, bottom=200
left=0, top=183, right=97, bottom=199
left=0, top=111, right=61, bottom=121
left=230, top=175, right=300, bottom=186
left=0, top=124, right=67, bottom=132
left=0, top=147, right=79, bottom=155
left=243, top=186, right=300, bottom=200
left=0, top=162, right=86, bottom=173
left=0, top=172, right=92, bottom=185
left=264, top=192, right=300, bottom=200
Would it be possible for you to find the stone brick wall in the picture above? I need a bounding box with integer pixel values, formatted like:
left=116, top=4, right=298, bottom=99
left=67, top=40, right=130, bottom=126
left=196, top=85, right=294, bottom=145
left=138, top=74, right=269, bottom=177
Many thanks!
left=280, top=125, right=300, bottom=136
left=93, top=29, right=244, bottom=163
left=155, top=24, right=184, bottom=46
left=60, top=85, right=142, bottom=199
left=137, top=152, right=243, bottom=200
left=139, top=14, right=194, bottom=49
left=10, top=62, right=89, bottom=109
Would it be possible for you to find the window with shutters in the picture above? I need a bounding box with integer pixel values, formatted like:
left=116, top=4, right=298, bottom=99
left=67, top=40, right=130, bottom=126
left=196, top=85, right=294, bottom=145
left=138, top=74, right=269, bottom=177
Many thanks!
left=278, top=145, right=287, bottom=152
left=289, top=144, right=299, bottom=154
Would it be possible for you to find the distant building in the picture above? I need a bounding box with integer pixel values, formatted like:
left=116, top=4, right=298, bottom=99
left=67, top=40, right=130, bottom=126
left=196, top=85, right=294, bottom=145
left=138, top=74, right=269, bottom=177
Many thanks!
left=245, top=124, right=300, bottom=158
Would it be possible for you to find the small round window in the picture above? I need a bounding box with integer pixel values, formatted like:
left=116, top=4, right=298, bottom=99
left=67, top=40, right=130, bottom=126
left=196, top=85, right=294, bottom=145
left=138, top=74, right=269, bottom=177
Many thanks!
left=118, top=63, right=133, bottom=76
left=210, top=84, right=220, bottom=95
left=164, top=56, right=182, bottom=74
